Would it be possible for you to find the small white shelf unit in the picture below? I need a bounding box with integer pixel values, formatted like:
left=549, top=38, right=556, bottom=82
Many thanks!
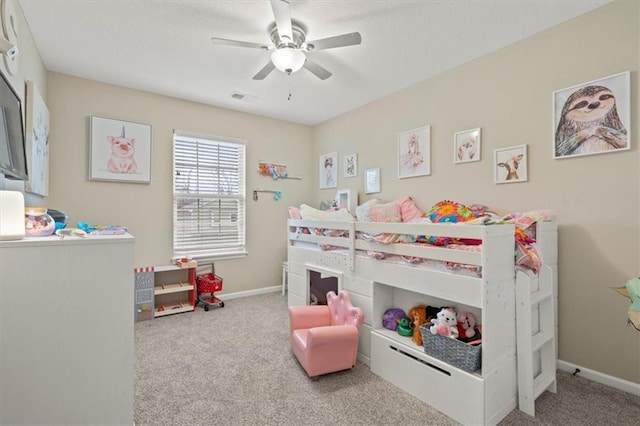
left=153, top=264, right=196, bottom=317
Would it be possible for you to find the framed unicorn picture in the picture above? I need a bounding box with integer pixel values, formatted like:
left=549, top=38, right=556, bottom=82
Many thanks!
left=89, top=115, right=152, bottom=183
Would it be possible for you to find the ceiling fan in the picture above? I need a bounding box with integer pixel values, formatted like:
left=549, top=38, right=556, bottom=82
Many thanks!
left=210, top=0, right=362, bottom=80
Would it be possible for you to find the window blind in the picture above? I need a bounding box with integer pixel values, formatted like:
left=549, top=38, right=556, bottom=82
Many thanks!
left=173, top=132, right=246, bottom=260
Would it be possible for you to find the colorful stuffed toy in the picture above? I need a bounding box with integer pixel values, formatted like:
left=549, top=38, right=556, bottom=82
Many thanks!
left=419, top=200, right=483, bottom=246
left=456, top=311, right=477, bottom=340
left=429, top=307, right=459, bottom=338
left=382, top=308, right=406, bottom=331
left=396, top=317, right=413, bottom=337
left=407, top=304, right=428, bottom=346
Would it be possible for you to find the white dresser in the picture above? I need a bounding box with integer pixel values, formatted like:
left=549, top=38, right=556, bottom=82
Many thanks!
left=0, top=233, right=134, bottom=425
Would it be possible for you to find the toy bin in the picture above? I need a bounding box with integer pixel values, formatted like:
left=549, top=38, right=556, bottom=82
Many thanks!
left=419, top=324, right=482, bottom=373
left=196, top=272, right=224, bottom=311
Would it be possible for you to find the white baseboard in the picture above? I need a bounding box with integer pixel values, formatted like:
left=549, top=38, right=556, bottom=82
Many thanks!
left=218, top=285, right=281, bottom=301
left=557, top=360, right=640, bottom=396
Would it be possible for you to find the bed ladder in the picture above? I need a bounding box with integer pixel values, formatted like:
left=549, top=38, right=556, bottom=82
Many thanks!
left=516, top=265, right=557, bottom=417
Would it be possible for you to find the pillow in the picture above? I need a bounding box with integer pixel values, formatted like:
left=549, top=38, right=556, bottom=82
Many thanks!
left=395, top=196, right=425, bottom=223
left=288, top=206, right=310, bottom=234
left=359, top=201, right=402, bottom=245
left=355, top=198, right=381, bottom=221
left=421, top=200, right=482, bottom=246
left=427, top=200, right=478, bottom=223
left=288, top=206, right=302, bottom=220
left=365, top=202, right=402, bottom=223
left=300, top=204, right=354, bottom=221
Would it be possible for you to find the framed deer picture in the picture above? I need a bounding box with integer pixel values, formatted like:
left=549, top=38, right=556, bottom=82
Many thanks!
left=494, top=144, right=528, bottom=184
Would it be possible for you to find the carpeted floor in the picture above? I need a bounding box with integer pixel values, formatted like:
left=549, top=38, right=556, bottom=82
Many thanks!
left=134, top=292, right=640, bottom=425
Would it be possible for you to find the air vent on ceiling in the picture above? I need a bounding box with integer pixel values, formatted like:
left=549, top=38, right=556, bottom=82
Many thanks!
left=230, top=92, right=259, bottom=102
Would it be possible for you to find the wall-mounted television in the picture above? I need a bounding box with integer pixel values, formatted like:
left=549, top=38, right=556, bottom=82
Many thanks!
left=0, top=70, right=28, bottom=180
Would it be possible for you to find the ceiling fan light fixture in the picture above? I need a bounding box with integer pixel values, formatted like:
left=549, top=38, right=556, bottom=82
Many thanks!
left=271, top=47, right=305, bottom=74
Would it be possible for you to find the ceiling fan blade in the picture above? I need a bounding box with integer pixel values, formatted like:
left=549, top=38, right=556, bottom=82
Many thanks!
left=210, top=37, right=267, bottom=50
left=303, top=59, right=332, bottom=80
left=305, top=32, right=362, bottom=52
left=270, top=0, right=293, bottom=43
left=253, top=61, right=276, bottom=80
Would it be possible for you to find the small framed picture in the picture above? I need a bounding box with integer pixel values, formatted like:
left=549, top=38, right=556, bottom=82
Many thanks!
left=343, top=153, right=357, bottom=178
left=335, top=189, right=357, bottom=213
left=364, top=168, right=380, bottom=194
left=398, top=125, right=430, bottom=178
left=454, top=128, right=481, bottom=164
left=90, top=115, right=152, bottom=183
left=319, top=152, right=338, bottom=189
left=494, top=145, right=528, bottom=184
left=553, top=71, right=630, bottom=159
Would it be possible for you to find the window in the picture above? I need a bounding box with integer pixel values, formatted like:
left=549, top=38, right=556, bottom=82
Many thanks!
left=173, top=131, right=246, bottom=261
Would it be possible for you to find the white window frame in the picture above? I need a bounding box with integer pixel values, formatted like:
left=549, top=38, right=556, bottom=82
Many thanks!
left=172, top=130, right=247, bottom=262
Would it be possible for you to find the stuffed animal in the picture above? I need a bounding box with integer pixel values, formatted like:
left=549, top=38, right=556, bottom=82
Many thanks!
left=456, top=311, right=477, bottom=340
left=407, top=304, right=428, bottom=346
left=382, top=308, right=406, bottom=331
left=396, top=317, right=413, bottom=337
left=429, top=308, right=459, bottom=338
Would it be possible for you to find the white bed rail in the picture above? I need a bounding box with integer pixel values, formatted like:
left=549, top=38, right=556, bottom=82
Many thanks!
left=288, top=219, right=516, bottom=272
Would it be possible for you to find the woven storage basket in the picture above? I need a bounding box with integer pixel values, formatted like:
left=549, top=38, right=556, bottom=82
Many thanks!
left=419, top=324, right=481, bottom=373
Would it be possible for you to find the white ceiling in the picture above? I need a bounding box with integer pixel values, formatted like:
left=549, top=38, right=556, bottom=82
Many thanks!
left=18, top=0, right=610, bottom=126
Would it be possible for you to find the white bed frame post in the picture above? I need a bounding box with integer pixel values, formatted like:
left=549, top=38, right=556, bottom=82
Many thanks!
left=479, top=224, right=519, bottom=424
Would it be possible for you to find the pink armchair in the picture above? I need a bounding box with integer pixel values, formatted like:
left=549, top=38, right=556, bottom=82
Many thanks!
left=289, top=290, right=365, bottom=379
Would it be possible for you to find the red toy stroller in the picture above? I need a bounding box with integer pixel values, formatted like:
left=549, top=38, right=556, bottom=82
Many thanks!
left=196, top=265, right=224, bottom=311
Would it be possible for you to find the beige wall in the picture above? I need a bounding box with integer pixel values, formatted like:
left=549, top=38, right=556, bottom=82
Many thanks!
left=0, top=0, right=47, bottom=202
left=46, top=73, right=313, bottom=289
left=312, top=0, right=639, bottom=384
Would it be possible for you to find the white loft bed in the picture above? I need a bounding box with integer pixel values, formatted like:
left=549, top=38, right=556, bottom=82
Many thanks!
left=287, top=218, right=558, bottom=425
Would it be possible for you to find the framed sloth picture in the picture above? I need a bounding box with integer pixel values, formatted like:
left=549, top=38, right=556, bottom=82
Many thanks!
left=553, top=71, right=630, bottom=159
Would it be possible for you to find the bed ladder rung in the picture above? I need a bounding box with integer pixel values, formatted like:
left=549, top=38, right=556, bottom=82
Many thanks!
left=530, top=288, right=552, bottom=306
left=531, top=331, right=554, bottom=352
left=533, top=372, right=556, bottom=399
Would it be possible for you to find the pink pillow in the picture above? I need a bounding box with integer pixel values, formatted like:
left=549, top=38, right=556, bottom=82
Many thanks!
left=288, top=206, right=302, bottom=219
left=366, top=202, right=402, bottom=223
left=288, top=206, right=310, bottom=234
left=395, top=196, right=425, bottom=223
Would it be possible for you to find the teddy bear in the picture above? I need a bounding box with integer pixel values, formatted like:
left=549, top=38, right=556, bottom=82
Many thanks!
left=429, top=307, right=459, bottom=338
left=456, top=311, right=477, bottom=340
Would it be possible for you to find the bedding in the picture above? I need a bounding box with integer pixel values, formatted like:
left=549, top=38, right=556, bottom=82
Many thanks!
left=297, top=204, right=352, bottom=250
left=288, top=198, right=553, bottom=275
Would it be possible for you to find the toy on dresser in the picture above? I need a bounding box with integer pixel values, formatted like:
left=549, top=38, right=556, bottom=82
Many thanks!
left=429, top=307, right=459, bottom=338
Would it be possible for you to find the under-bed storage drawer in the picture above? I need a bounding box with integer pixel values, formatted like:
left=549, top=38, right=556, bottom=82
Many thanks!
left=287, top=271, right=307, bottom=307
left=370, top=331, right=484, bottom=425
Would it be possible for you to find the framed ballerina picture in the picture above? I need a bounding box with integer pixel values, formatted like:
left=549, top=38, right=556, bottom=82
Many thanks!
left=90, top=115, right=152, bottom=183
left=398, top=125, right=430, bottom=178
left=553, top=71, right=630, bottom=159
left=319, top=151, right=338, bottom=189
